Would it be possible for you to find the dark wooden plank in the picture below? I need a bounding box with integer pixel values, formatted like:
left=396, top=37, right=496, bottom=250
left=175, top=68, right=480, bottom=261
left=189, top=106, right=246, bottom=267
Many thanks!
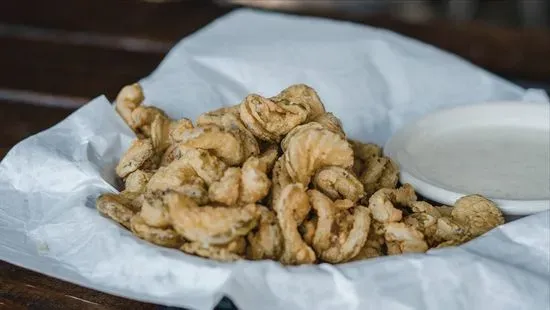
left=0, top=0, right=549, bottom=80
left=0, top=88, right=88, bottom=109
left=0, top=23, right=173, bottom=54
left=0, top=0, right=231, bottom=42
left=360, top=16, right=550, bottom=81
left=0, top=1, right=229, bottom=101
left=0, top=1, right=547, bottom=104
left=1, top=22, right=547, bottom=106
left=0, top=261, right=155, bottom=309
left=0, top=37, right=163, bottom=100
left=2, top=12, right=548, bottom=104
left=0, top=297, right=27, bottom=310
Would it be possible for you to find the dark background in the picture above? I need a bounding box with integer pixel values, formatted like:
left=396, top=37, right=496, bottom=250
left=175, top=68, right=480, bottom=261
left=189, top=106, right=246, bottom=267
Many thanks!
left=0, top=0, right=549, bottom=309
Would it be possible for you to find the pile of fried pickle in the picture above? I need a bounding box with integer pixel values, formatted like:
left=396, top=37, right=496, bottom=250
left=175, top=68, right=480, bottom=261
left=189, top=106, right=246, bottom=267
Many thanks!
left=96, top=83, right=505, bottom=265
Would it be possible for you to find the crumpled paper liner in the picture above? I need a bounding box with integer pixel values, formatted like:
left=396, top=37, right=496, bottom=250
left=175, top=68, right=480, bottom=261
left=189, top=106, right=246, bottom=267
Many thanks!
left=1, top=9, right=548, bottom=310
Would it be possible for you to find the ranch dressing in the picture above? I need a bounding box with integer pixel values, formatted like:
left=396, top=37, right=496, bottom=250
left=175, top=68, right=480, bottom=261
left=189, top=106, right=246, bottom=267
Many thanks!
left=406, top=126, right=550, bottom=200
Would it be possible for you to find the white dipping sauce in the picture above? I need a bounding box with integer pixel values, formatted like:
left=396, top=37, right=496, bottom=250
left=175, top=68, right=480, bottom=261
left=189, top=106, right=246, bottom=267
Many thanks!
left=406, top=126, right=550, bottom=200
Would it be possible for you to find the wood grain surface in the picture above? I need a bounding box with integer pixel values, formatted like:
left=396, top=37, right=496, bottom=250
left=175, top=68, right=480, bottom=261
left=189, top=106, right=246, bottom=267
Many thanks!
left=0, top=0, right=548, bottom=309
left=1, top=261, right=155, bottom=309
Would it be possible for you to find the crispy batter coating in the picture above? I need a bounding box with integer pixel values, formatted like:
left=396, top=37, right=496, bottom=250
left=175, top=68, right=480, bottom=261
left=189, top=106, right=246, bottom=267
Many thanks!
left=166, top=192, right=260, bottom=245
left=147, top=159, right=208, bottom=204
left=280, top=122, right=324, bottom=153
left=409, top=201, right=443, bottom=218
left=124, top=170, right=152, bottom=193
left=96, top=193, right=136, bottom=229
left=240, top=94, right=310, bottom=142
left=130, top=215, right=182, bottom=248
left=196, top=105, right=241, bottom=126
left=208, top=156, right=272, bottom=206
left=247, top=206, right=283, bottom=260
left=181, top=237, right=246, bottom=262
left=271, top=156, right=291, bottom=205
left=103, top=83, right=506, bottom=264
left=308, top=190, right=371, bottom=263
left=313, top=166, right=364, bottom=203
left=403, top=201, right=471, bottom=248
left=240, top=156, right=271, bottom=204
left=150, top=114, right=172, bottom=152
left=351, top=159, right=364, bottom=178
left=311, top=113, right=344, bottom=137
left=271, top=158, right=311, bottom=225
left=257, top=144, right=279, bottom=174
left=299, top=217, right=317, bottom=247
left=371, top=220, right=386, bottom=236
left=275, top=184, right=316, bottom=265
left=350, top=140, right=381, bottom=177
left=352, top=241, right=383, bottom=260
left=433, top=217, right=469, bottom=245
left=350, top=140, right=382, bottom=162
left=451, top=195, right=504, bottom=238
left=368, top=185, right=417, bottom=223
left=115, top=139, right=158, bottom=178
left=131, top=106, right=170, bottom=138
left=168, top=124, right=212, bottom=145
left=140, top=192, right=171, bottom=228
left=384, top=222, right=429, bottom=255
left=350, top=140, right=399, bottom=196
left=403, top=201, right=442, bottom=245
left=360, top=156, right=399, bottom=197
left=234, top=127, right=262, bottom=162
left=115, top=83, right=144, bottom=128
left=168, top=118, right=194, bottom=144
left=171, top=125, right=245, bottom=166
left=160, top=143, right=179, bottom=166
left=153, top=116, right=194, bottom=152
left=436, top=205, right=454, bottom=218
left=161, top=145, right=227, bottom=186
left=119, top=190, right=145, bottom=212
left=208, top=167, right=241, bottom=206
left=352, top=224, right=384, bottom=261
left=197, top=109, right=260, bottom=160
left=271, top=84, right=325, bottom=121
left=284, top=125, right=353, bottom=185
left=403, top=214, right=437, bottom=245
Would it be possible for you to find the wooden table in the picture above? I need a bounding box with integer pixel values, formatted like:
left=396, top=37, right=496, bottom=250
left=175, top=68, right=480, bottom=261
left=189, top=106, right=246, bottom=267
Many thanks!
left=1, top=1, right=549, bottom=308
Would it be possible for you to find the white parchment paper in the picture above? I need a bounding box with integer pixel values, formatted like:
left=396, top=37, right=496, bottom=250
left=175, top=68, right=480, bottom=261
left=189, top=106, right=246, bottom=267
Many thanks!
left=1, top=9, right=549, bottom=310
